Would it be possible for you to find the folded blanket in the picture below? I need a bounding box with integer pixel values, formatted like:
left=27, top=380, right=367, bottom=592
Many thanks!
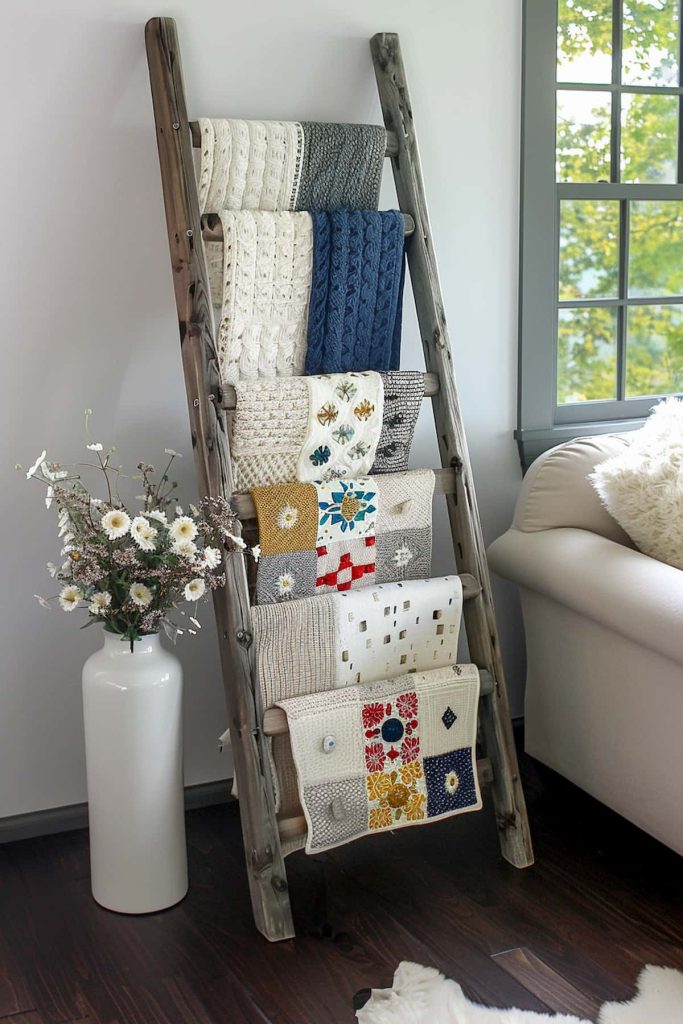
left=252, top=469, right=434, bottom=604
left=278, top=664, right=482, bottom=853
left=197, top=118, right=386, bottom=214
left=297, top=372, right=384, bottom=482
left=252, top=575, right=462, bottom=708
left=230, top=372, right=423, bottom=490
left=297, top=122, right=386, bottom=211
left=214, top=211, right=313, bottom=385
left=305, top=210, right=405, bottom=375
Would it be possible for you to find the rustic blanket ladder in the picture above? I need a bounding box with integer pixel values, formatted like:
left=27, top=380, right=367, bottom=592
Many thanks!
left=145, top=16, right=533, bottom=942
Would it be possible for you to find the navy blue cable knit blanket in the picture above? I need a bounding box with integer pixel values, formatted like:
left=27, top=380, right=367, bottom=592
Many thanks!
left=305, top=210, right=405, bottom=375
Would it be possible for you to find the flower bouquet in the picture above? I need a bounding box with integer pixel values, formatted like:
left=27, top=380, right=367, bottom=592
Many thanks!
left=21, top=423, right=254, bottom=649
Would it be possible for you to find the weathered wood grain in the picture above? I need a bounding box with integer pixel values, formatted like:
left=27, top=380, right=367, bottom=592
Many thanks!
left=370, top=32, right=533, bottom=868
left=144, top=16, right=294, bottom=942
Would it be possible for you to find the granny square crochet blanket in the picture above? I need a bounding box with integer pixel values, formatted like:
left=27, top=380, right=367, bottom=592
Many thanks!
left=251, top=469, right=435, bottom=604
left=277, top=664, right=481, bottom=853
left=231, top=371, right=424, bottom=491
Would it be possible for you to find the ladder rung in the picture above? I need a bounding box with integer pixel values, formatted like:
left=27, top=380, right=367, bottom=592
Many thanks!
left=231, top=465, right=456, bottom=520
left=189, top=120, right=400, bottom=159
left=201, top=211, right=415, bottom=242
left=277, top=757, right=493, bottom=842
left=220, top=370, right=439, bottom=411
left=263, top=665, right=492, bottom=738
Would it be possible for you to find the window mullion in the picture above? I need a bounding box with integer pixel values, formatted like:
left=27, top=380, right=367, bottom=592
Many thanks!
left=611, top=0, right=623, bottom=183
left=617, top=198, right=630, bottom=400
left=678, top=0, right=683, bottom=180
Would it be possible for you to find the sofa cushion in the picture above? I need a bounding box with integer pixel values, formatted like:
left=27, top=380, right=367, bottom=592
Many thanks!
left=513, top=434, right=634, bottom=546
left=590, top=398, right=683, bottom=571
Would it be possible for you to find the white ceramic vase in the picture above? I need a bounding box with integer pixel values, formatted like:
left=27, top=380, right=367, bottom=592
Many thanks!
left=82, top=630, right=188, bottom=913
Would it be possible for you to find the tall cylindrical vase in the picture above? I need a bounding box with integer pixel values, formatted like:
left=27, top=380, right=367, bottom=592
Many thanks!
left=82, top=630, right=188, bottom=913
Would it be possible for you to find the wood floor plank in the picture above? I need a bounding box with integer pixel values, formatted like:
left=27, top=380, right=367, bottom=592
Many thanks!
left=492, top=947, right=601, bottom=1019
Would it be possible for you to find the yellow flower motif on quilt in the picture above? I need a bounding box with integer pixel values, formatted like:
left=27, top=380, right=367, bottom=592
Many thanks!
left=354, top=399, right=375, bottom=421
left=366, top=771, right=392, bottom=801
left=369, top=806, right=393, bottom=830
left=398, top=761, right=424, bottom=785
left=405, top=792, right=426, bottom=821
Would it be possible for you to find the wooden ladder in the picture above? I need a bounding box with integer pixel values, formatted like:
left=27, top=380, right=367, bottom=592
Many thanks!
left=145, top=16, right=534, bottom=943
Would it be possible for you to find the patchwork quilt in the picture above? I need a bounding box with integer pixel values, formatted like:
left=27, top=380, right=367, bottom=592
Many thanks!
left=277, top=664, right=481, bottom=853
left=251, top=470, right=434, bottom=603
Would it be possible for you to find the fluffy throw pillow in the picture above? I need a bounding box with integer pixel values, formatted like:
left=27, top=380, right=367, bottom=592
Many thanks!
left=590, top=397, right=683, bottom=570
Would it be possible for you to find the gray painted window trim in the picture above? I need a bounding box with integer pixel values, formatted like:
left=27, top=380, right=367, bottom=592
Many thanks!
left=518, top=0, right=683, bottom=470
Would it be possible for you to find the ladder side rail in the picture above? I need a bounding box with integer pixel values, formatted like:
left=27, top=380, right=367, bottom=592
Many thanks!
left=144, top=16, right=295, bottom=940
left=370, top=32, right=533, bottom=868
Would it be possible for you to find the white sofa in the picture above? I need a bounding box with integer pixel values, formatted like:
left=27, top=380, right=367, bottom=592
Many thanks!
left=488, top=435, right=683, bottom=855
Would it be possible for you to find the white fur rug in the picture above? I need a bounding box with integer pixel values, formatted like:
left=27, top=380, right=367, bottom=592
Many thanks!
left=356, top=962, right=683, bottom=1024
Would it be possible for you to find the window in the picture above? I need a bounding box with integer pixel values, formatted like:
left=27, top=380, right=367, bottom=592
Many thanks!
left=518, top=0, right=683, bottom=467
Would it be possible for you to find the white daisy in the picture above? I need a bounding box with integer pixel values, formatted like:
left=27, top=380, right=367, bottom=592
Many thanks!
left=202, top=546, right=222, bottom=569
left=168, top=515, right=198, bottom=544
left=45, top=486, right=54, bottom=509
left=276, top=505, right=299, bottom=530
left=46, top=562, right=60, bottom=578
left=89, top=591, right=112, bottom=615
left=26, top=450, right=47, bottom=480
left=147, top=509, right=168, bottom=526
left=86, top=443, right=103, bottom=452
left=277, top=573, right=295, bottom=597
left=59, top=585, right=82, bottom=611
left=129, top=582, right=153, bottom=608
left=444, top=770, right=459, bottom=796
left=173, top=539, right=197, bottom=559
left=223, top=529, right=247, bottom=550
left=251, top=544, right=261, bottom=562
left=393, top=543, right=414, bottom=569
left=164, top=448, right=182, bottom=457
left=101, top=508, right=131, bottom=540
left=34, top=594, right=51, bottom=609
left=130, top=516, right=158, bottom=552
left=184, top=578, right=206, bottom=602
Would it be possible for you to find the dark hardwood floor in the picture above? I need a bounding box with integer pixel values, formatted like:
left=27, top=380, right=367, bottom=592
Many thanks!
left=1, top=750, right=681, bottom=1023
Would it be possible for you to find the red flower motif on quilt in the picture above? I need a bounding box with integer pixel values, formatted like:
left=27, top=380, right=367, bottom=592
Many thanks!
left=396, top=692, right=418, bottom=720
left=362, top=703, right=386, bottom=729
left=400, top=736, right=420, bottom=763
left=365, top=742, right=386, bottom=773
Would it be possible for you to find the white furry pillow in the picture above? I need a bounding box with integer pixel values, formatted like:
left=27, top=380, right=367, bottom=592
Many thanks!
left=590, top=398, right=683, bottom=570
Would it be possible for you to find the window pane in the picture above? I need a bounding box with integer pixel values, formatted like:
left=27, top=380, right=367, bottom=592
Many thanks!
left=557, top=306, right=618, bottom=402
left=621, top=93, right=678, bottom=183
left=559, top=199, right=620, bottom=299
left=626, top=304, right=683, bottom=395
left=557, top=0, right=613, bottom=83
left=622, top=0, right=680, bottom=86
left=557, top=91, right=612, bottom=181
left=629, top=200, right=683, bottom=297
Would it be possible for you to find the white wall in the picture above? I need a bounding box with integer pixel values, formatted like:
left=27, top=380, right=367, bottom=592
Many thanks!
left=0, top=0, right=524, bottom=821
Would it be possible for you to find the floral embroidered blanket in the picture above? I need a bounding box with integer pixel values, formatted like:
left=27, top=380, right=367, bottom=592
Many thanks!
left=231, top=371, right=423, bottom=490
left=251, top=575, right=463, bottom=708
left=277, top=664, right=481, bottom=853
left=251, top=469, right=434, bottom=604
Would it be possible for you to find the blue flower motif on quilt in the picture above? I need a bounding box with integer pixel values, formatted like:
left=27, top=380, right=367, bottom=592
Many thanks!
left=423, top=748, right=478, bottom=818
left=310, top=445, right=331, bottom=467
left=318, top=480, right=377, bottom=535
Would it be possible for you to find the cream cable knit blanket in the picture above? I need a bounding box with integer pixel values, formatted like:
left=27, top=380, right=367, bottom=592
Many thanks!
left=214, top=211, right=313, bottom=386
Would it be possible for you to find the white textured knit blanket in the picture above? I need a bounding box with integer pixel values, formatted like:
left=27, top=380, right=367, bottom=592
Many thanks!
left=297, top=372, right=384, bottom=482
left=197, top=118, right=303, bottom=214
left=278, top=664, right=481, bottom=853
left=252, top=575, right=463, bottom=709
left=213, top=210, right=313, bottom=385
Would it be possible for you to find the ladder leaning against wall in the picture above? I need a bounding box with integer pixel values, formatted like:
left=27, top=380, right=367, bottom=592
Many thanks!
left=145, top=15, right=534, bottom=942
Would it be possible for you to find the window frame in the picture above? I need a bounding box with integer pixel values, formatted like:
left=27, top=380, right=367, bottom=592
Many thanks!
left=518, top=0, right=683, bottom=469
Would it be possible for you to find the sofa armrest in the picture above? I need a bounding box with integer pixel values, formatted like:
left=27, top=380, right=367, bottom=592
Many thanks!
left=513, top=435, right=634, bottom=546
left=488, top=527, right=683, bottom=666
